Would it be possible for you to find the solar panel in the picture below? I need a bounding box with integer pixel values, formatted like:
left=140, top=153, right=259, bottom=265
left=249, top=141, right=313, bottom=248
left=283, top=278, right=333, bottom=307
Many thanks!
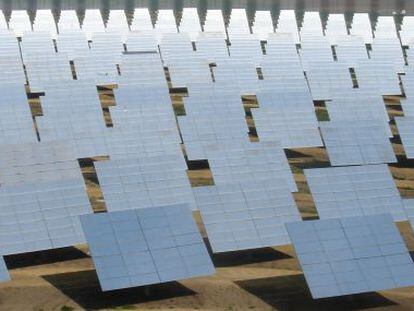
left=0, top=178, right=92, bottom=255
left=9, top=10, right=31, bottom=37
left=400, top=16, right=414, bottom=46
left=374, top=16, right=398, bottom=38
left=25, top=53, right=73, bottom=92
left=20, top=31, right=56, bottom=61
left=300, top=35, right=334, bottom=70
left=304, top=164, right=406, bottom=222
left=203, top=10, right=226, bottom=34
left=0, top=83, right=37, bottom=144
left=350, top=13, right=373, bottom=44
left=326, top=89, right=391, bottom=136
left=82, top=9, right=105, bottom=40
left=155, top=10, right=177, bottom=38
left=252, top=11, right=274, bottom=40
left=252, top=97, right=322, bottom=148
left=319, top=120, right=396, bottom=166
left=95, top=153, right=196, bottom=211
left=33, top=9, right=57, bottom=38
left=300, top=12, right=324, bottom=37
left=305, top=61, right=354, bottom=100
left=335, top=35, right=369, bottom=67
left=275, top=10, right=300, bottom=44
left=37, top=81, right=108, bottom=158
left=106, top=10, right=129, bottom=41
left=228, top=35, right=263, bottom=64
left=227, top=9, right=250, bottom=38
left=325, top=14, right=347, bottom=44
left=370, top=37, right=405, bottom=73
left=286, top=213, right=414, bottom=299
left=80, top=204, right=215, bottom=291
left=130, top=8, right=153, bottom=31
left=118, top=53, right=167, bottom=86
left=194, top=179, right=301, bottom=253
left=195, top=33, right=229, bottom=63
left=0, top=257, right=10, bottom=283
left=56, top=30, right=89, bottom=60
left=179, top=8, right=201, bottom=41
left=58, top=10, right=80, bottom=31
left=201, top=141, right=297, bottom=192
left=126, top=31, right=158, bottom=53
left=0, top=10, right=7, bottom=29
left=0, top=141, right=84, bottom=186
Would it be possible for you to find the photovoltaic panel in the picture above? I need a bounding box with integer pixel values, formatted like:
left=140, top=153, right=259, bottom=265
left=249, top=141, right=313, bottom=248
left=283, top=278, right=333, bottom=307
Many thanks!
left=355, top=60, right=401, bottom=96
left=203, top=10, right=226, bottom=34
left=9, top=10, right=31, bottom=37
left=0, top=83, right=37, bottom=144
left=286, top=214, right=414, bottom=299
left=82, top=9, right=105, bottom=40
left=304, top=164, right=406, bottom=222
left=350, top=13, right=373, bottom=44
left=194, top=179, right=301, bottom=253
left=58, top=10, right=81, bottom=31
left=95, top=153, right=196, bottom=211
left=0, top=141, right=84, bottom=186
left=326, top=90, right=391, bottom=136
left=252, top=107, right=322, bottom=149
left=201, top=141, right=297, bottom=192
left=56, top=30, right=90, bottom=60
left=179, top=8, right=201, bottom=41
left=130, top=8, right=153, bottom=31
left=400, top=16, right=414, bottom=46
left=0, top=178, right=92, bottom=255
left=325, top=14, right=347, bottom=44
left=300, top=12, right=324, bottom=37
left=227, top=9, right=250, bottom=38
left=252, top=11, right=274, bottom=40
left=275, top=10, right=300, bottom=44
left=80, top=204, right=215, bottom=291
left=33, top=10, right=57, bottom=37
left=335, top=35, right=369, bottom=67
left=319, top=121, right=396, bottom=166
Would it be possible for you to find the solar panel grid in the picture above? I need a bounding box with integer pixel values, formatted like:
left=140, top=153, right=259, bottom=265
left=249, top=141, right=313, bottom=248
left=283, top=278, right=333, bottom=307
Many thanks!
left=320, top=120, right=396, bottom=166
left=286, top=214, right=414, bottom=299
left=304, top=164, right=406, bottom=221
left=80, top=204, right=215, bottom=291
left=194, top=179, right=301, bottom=253
left=95, top=154, right=196, bottom=211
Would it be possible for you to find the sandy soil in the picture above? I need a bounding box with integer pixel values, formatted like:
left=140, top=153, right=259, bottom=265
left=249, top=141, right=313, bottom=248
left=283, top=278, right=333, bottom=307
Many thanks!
left=4, top=91, right=414, bottom=310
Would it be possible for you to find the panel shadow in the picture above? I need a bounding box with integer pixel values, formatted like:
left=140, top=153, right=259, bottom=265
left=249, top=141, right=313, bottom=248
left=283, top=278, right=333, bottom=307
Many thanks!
left=235, top=274, right=397, bottom=311
left=43, top=270, right=195, bottom=310
left=5, top=247, right=89, bottom=269
left=203, top=238, right=291, bottom=267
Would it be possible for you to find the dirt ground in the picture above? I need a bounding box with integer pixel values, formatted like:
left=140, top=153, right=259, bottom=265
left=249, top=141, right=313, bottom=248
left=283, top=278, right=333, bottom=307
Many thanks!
left=4, top=91, right=414, bottom=310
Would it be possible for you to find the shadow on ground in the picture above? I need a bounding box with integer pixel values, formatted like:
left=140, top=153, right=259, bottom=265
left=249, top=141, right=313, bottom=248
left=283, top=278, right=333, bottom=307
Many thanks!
left=203, top=238, right=291, bottom=267
left=43, top=270, right=195, bottom=310
left=5, top=247, right=89, bottom=269
left=236, top=274, right=397, bottom=311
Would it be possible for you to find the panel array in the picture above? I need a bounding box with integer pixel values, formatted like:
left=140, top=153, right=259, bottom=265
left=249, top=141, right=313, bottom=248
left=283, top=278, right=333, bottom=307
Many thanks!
left=80, top=204, right=215, bottom=291
left=0, top=178, right=92, bottom=255
left=304, top=164, right=406, bottom=221
left=95, top=153, right=196, bottom=211
left=194, top=179, right=301, bottom=253
left=320, top=121, right=396, bottom=166
left=286, top=214, right=414, bottom=299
